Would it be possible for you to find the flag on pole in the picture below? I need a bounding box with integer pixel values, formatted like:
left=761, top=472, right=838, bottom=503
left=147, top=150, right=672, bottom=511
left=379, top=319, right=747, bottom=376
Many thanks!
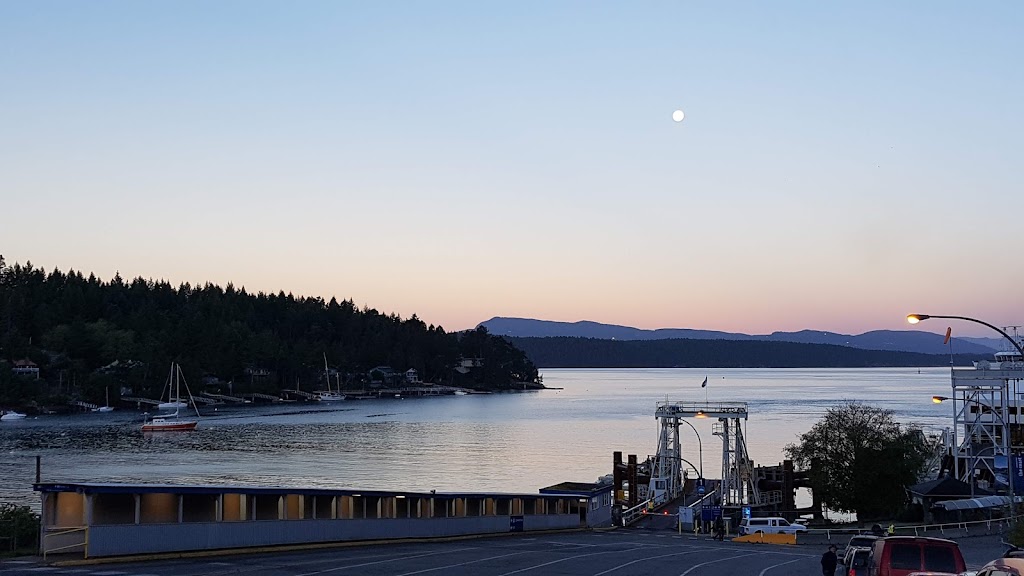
left=701, top=376, right=708, bottom=388
left=944, top=327, right=952, bottom=345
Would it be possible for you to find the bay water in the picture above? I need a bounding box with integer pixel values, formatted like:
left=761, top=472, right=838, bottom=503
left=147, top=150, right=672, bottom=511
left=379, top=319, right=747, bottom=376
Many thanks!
left=0, top=368, right=955, bottom=513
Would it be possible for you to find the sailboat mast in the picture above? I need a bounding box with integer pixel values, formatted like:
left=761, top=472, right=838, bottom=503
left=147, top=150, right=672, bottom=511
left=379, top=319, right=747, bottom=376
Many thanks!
left=324, top=353, right=330, bottom=393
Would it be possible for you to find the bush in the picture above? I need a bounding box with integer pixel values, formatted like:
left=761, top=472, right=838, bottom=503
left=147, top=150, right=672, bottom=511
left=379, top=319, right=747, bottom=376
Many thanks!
left=0, top=503, right=40, bottom=553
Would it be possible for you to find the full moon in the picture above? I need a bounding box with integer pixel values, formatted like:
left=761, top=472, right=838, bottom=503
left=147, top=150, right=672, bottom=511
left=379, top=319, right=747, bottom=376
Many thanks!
left=672, top=110, right=685, bottom=122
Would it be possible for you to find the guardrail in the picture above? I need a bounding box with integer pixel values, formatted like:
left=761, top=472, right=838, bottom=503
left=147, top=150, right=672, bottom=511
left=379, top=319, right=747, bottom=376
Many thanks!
left=621, top=499, right=654, bottom=526
left=42, top=526, right=88, bottom=560
left=805, top=514, right=1021, bottom=541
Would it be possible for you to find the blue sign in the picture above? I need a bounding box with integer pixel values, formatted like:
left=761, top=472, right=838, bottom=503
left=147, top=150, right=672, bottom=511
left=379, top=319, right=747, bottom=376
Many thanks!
left=510, top=516, right=524, bottom=532
left=701, top=505, right=723, bottom=521
left=698, top=484, right=706, bottom=495
left=742, top=506, right=752, bottom=519
left=1014, top=454, right=1024, bottom=495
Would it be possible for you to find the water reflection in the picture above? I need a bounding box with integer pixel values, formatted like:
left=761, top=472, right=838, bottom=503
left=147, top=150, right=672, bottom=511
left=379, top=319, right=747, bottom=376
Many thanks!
left=1, top=368, right=953, bottom=513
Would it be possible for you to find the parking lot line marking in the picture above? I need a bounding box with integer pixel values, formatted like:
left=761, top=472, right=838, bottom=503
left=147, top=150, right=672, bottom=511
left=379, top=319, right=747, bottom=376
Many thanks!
left=392, top=550, right=530, bottom=576
left=496, top=546, right=650, bottom=576
left=593, top=548, right=707, bottom=575
left=293, top=547, right=476, bottom=576
left=758, top=557, right=809, bottom=575
left=678, top=552, right=763, bottom=576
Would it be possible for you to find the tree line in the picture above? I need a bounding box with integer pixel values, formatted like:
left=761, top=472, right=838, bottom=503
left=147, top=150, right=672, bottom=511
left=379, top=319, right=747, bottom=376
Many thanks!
left=0, top=257, right=540, bottom=408
left=507, top=336, right=988, bottom=368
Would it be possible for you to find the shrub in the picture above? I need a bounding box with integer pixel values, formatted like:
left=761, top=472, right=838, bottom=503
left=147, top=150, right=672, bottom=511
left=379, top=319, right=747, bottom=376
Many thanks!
left=0, top=503, right=40, bottom=553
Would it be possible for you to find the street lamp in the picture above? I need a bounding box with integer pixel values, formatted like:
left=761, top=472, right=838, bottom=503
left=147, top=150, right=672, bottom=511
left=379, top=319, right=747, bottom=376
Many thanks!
left=912, top=313, right=1022, bottom=514
left=907, top=314, right=1024, bottom=359
left=679, top=418, right=704, bottom=482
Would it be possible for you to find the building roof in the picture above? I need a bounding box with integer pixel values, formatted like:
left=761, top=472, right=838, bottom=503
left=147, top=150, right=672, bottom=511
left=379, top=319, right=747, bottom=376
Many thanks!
left=934, top=495, right=1015, bottom=511
left=33, top=481, right=601, bottom=500
left=13, top=359, right=38, bottom=368
left=909, top=475, right=993, bottom=498
left=539, top=482, right=614, bottom=496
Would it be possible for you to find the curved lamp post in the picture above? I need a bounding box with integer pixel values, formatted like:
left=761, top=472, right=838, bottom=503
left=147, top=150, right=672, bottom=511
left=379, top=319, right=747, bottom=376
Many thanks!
left=913, top=313, right=1022, bottom=513
left=907, top=314, right=1024, bottom=358
left=679, top=418, right=704, bottom=482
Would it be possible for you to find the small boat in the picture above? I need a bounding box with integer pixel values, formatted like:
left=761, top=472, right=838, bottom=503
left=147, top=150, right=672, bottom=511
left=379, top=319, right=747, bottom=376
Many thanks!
left=316, top=353, right=345, bottom=402
left=453, top=390, right=469, bottom=396
left=93, top=387, right=115, bottom=412
left=1, top=410, right=27, bottom=421
left=143, top=363, right=199, bottom=432
left=142, top=416, right=197, bottom=432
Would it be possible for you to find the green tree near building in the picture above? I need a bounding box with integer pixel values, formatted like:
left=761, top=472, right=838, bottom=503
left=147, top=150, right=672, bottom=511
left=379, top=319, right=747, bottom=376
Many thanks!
left=785, top=402, right=930, bottom=521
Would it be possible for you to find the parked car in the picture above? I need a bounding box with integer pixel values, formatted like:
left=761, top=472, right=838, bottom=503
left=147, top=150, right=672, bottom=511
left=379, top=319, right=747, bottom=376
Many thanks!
left=867, top=536, right=966, bottom=576
left=737, top=516, right=807, bottom=535
left=972, top=551, right=1024, bottom=575
left=844, top=547, right=870, bottom=576
left=842, top=535, right=879, bottom=564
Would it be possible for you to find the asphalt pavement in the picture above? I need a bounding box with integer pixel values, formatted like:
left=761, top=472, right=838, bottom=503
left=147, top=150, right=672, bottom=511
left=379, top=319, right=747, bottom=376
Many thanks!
left=0, top=527, right=1012, bottom=576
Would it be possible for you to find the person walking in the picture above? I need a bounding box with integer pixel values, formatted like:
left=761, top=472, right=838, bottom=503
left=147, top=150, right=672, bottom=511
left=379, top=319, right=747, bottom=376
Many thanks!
left=713, top=516, right=725, bottom=541
left=821, top=544, right=838, bottom=576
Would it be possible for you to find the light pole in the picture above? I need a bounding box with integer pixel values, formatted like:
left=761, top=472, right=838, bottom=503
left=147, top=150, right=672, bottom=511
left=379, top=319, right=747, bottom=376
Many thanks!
left=912, top=313, right=1023, bottom=515
left=679, top=418, right=704, bottom=483
left=907, top=314, right=1024, bottom=359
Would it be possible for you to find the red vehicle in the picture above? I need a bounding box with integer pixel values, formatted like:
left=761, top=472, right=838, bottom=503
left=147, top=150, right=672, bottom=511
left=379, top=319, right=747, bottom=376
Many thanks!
left=867, top=536, right=966, bottom=576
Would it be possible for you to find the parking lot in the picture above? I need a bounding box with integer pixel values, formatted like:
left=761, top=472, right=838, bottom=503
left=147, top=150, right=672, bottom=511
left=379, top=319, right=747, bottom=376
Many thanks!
left=0, top=528, right=1012, bottom=576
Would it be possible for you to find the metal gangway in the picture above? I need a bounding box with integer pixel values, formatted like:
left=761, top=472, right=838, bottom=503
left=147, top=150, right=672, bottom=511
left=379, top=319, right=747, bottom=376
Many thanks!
left=620, top=400, right=758, bottom=526
left=945, top=361, right=1024, bottom=491
left=651, top=401, right=758, bottom=508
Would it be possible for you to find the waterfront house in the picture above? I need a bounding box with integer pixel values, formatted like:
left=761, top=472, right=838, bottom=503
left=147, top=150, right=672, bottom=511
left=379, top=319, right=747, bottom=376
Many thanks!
left=405, top=368, right=419, bottom=383
left=455, top=358, right=483, bottom=374
left=12, top=358, right=39, bottom=379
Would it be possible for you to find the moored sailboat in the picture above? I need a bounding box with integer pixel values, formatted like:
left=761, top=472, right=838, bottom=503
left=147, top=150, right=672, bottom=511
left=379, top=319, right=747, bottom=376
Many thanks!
left=317, top=353, right=345, bottom=402
left=93, top=387, right=114, bottom=413
left=143, top=363, right=199, bottom=432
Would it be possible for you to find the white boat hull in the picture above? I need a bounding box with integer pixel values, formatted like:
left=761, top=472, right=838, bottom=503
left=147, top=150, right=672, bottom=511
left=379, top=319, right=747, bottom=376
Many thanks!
left=1, top=412, right=27, bottom=421
left=158, top=401, right=188, bottom=411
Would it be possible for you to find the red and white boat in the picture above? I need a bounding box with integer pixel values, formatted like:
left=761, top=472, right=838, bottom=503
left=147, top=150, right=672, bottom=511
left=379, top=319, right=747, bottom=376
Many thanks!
left=143, top=363, right=200, bottom=433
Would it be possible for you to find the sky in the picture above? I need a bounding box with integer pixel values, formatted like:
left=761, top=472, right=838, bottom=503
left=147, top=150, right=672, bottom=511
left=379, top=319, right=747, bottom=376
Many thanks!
left=1, top=1, right=1021, bottom=337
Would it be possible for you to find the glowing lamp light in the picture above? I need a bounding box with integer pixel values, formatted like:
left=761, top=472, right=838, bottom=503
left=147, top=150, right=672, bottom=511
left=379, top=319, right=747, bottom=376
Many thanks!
left=932, top=396, right=949, bottom=404
left=695, top=411, right=707, bottom=419
left=906, top=314, right=929, bottom=324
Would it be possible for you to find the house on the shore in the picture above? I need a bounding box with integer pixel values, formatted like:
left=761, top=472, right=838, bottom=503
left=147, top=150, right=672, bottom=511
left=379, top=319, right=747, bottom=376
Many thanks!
left=455, top=358, right=483, bottom=375
left=11, top=358, right=39, bottom=379
left=368, top=366, right=402, bottom=387
left=405, top=368, right=420, bottom=384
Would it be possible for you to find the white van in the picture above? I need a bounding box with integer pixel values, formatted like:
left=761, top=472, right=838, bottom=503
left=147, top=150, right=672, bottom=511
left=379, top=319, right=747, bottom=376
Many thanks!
left=738, top=517, right=807, bottom=535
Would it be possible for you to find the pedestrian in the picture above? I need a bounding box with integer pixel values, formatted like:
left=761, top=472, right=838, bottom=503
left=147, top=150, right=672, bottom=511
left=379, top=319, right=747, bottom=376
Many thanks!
left=713, top=516, right=725, bottom=541
left=821, top=544, right=838, bottom=576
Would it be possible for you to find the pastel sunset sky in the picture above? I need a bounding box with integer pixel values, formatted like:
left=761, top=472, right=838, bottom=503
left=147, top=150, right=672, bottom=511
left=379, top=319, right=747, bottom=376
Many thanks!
left=2, top=2, right=1021, bottom=336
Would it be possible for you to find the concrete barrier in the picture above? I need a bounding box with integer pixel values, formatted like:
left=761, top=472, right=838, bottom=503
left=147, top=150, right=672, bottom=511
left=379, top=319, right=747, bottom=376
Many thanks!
left=732, top=532, right=797, bottom=545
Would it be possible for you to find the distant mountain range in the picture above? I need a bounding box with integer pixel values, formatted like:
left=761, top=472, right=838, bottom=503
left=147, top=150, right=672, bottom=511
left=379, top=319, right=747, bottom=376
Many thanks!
left=479, top=317, right=1002, bottom=357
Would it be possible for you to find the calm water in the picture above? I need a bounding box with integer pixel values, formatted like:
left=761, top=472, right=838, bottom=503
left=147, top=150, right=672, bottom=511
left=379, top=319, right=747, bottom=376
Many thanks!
left=0, top=368, right=955, bottom=512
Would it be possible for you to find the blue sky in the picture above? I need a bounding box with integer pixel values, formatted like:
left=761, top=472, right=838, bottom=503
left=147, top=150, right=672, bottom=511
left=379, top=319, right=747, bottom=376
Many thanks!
left=1, top=1, right=1021, bottom=335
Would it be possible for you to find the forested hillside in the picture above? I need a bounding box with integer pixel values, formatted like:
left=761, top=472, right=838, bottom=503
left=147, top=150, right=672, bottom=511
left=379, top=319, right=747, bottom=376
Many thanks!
left=0, top=257, right=540, bottom=407
left=508, top=336, right=988, bottom=368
